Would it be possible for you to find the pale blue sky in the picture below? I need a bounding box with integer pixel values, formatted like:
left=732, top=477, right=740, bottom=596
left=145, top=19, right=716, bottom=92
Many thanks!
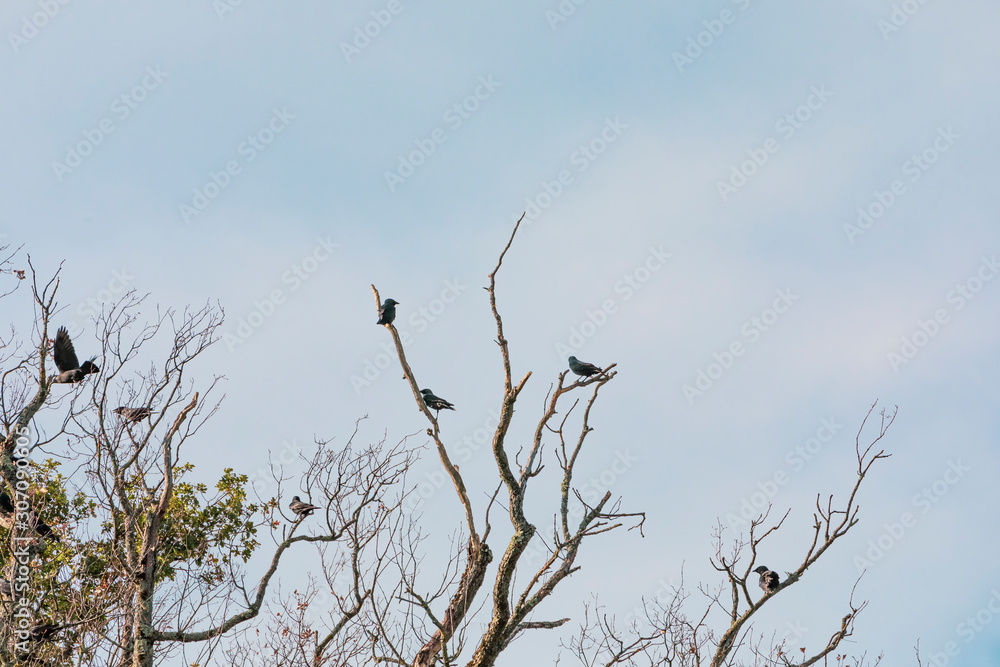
left=3, top=1, right=1000, bottom=664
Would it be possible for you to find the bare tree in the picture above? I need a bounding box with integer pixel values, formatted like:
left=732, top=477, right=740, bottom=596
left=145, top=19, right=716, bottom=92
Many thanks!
left=0, top=258, right=414, bottom=667
left=0, top=226, right=901, bottom=667
left=562, top=403, right=897, bottom=667
left=346, top=216, right=646, bottom=667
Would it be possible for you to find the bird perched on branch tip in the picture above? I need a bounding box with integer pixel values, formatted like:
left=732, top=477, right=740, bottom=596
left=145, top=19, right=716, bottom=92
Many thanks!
left=377, top=298, right=399, bottom=325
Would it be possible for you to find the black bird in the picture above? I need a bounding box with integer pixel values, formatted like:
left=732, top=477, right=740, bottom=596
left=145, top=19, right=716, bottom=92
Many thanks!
left=289, top=496, right=321, bottom=518
left=29, top=623, right=61, bottom=642
left=114, top=407, right=152, bottom=423
left=568, top=355, right=602, bottom=378
left=51, top=327, right=99, bottom=384
left=377, top=298, right=399, bottom=325
left=421, top=389, right=455, bottom=416
left=0, top=491, right=13, bottom=514
left=754, top=565, right=780, bottom=594
left=29, top=512, right=60, bottom=542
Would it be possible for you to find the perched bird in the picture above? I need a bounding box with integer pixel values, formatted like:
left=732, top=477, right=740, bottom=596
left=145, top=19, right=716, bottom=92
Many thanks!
left=51, top=327, right=99, bottom=384
left=754, top=565, right=780, bottom=594
left=114, top=407, right=152, bottom=423
left=289, top=496, right=321, bottom=518
left=29, top=512, right=60, bottom=542
left=28, top=623, right=61, bottom=642
left=568, top=356, right=602, bottom=378
left=0, top=491, right=13, bottom=514
left=421, top=389, right=456, bottom=416
left=377, top=298, right=399, bottom=325
left=0, top=579, right=11, bottom=597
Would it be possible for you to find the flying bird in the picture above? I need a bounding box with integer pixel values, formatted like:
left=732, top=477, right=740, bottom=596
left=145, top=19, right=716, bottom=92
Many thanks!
left=114, top=407, right=152, bottom=423
left=568, top=355, right=602, bottom=378
left=377, top=298, right=399, bottom=325
left=289, top=496, right=321, bottom=518
left=51, top=327, right=99, bottom=384
left=0, top=491, right=13, bottom=514
left=421, top=389, right=455, bottom=416
left=754, top=565, right=780, bottom=594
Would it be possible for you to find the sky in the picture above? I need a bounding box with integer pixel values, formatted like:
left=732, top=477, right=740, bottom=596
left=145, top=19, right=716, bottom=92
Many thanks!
left=2, top=0, right=1000, bottom=665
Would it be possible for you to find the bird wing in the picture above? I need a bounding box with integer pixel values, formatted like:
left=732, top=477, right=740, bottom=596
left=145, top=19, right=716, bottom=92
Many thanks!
left=53, top=327, right=80, bottom=372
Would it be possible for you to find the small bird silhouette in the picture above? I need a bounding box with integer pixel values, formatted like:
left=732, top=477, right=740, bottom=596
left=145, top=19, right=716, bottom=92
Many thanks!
left=754, top=565, right=780, bottom=593
left=114, top=407, right=152, bottom=423
left=51, top=327, right=99, bottom=384
left=377, top=298, right=399, bottom=325
left=421, top=389, right=455, bottom=416
left=289, top=496, right=321, bottom=518
left=568, top=356, right=602, bottom=378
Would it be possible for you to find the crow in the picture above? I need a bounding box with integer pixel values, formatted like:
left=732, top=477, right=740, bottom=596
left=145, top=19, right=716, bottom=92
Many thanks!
left=114, top=407, right=152, bottom=423
left=421, top=389, right=455, bottom=416
left=289, top=496, right=321, bottom=518
left=568, top=356, right=602, bottom=378
left=0, top=491, right=13, bottom=514
left=754, top=565, right=780, bottom=594
left=377, top=298, right=399, bottom=325
left=29, top=623, right=61, bottom=642
left=29, top=511, right=60, bottom=542
left=51, top=327, right=99, bottom=384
